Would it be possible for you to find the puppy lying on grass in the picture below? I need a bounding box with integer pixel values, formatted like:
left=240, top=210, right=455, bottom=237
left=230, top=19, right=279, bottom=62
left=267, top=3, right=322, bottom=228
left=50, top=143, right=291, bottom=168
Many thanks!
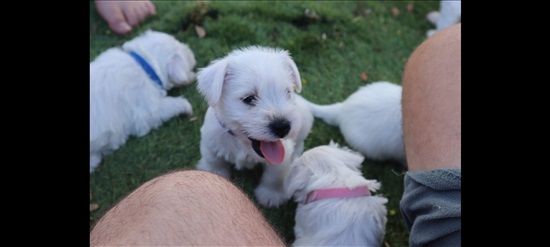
left=303, top=81, right=405, bottom=165
left=90, top=30, right=196, bottom=173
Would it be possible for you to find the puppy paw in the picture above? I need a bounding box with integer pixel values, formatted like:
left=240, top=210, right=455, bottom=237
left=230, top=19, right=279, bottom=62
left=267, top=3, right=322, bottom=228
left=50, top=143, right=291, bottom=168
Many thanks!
left=177, top=97, right=193, bottom=116
left=254, top=185, right=289, bottom=208
left=160, top=97, right=193, bottom=121
left=172, top=96, right=193, bottom=116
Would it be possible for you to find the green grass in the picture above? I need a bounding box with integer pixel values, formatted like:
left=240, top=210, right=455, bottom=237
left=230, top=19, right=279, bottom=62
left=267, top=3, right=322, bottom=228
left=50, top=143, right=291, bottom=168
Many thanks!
left=90, top=1, right=439, bottom=246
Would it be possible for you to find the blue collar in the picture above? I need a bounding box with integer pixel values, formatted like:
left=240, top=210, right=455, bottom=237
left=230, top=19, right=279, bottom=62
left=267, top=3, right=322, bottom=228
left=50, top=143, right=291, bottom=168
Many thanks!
left=128, top=51, right=164, bottom=88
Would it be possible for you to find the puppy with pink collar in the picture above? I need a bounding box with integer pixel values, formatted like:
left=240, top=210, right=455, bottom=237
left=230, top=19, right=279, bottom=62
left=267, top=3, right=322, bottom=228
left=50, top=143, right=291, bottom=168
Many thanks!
left=285, top=141, right=388, bottom=246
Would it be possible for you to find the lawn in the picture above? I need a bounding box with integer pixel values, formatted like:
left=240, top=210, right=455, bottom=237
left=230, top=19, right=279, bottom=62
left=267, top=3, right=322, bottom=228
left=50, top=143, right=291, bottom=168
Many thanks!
left=89, top=1, right=439, bottom=246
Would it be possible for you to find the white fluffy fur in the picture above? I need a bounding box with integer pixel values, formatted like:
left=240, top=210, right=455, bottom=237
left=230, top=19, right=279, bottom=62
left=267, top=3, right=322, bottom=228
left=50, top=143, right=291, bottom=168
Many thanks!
left=303, top=81, right=405, bottom=164
left=90, top=30, right=196, bottom=173
left=285, top=141, right=388, bottom=247
left=196, top=46, right=313, bottom=207
left=426, top=0, right=462, bottom=37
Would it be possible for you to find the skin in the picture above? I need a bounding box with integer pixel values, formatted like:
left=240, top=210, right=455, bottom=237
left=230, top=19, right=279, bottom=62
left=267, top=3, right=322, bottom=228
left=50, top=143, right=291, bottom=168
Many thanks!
left=90, top=170, right=285, bottom=246
left=402, top=23, right=461, bottom=171
left=95, top=0, right=156, bottom=35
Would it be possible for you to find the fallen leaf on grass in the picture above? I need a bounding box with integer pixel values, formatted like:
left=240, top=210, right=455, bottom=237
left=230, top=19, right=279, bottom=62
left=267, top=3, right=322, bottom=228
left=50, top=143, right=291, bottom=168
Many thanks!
left=407, top=3, right=414, bottom=12
left=361, top=72, right=368, bottom=81
left=352, top=2, right=372, bottom=17
left=195, top=25, right=206, bottom=38
left=191, top=0, right=209, bottom=20
left=90, top=203, right=100, bottom=212
left=305, top=8, right=320, bottom=21
left=391, top=7, right=400, bottom=17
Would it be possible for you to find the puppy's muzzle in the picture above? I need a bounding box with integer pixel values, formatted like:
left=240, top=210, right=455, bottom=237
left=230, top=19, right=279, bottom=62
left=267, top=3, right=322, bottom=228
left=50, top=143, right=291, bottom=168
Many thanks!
left=270, top=118, right=291, bottom=138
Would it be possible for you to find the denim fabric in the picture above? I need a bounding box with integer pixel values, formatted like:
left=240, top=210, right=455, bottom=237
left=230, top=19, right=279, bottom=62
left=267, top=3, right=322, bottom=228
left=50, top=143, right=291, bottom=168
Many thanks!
left=400, top=169, right=461, bottom=247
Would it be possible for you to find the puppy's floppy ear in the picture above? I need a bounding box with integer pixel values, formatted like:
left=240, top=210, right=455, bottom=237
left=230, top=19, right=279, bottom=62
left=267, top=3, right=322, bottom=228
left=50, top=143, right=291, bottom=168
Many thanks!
left=284, top=159, right=311, bottom=202
left=281, top=54, right=302, bottom=93
left=167, top=54, right=195, bottom=85
left=197, top=58, right=229, bottom=106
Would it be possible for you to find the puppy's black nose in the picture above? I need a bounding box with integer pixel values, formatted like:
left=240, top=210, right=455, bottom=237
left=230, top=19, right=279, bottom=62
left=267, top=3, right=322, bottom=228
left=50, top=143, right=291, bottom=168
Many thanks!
left=270, top=119, right=291, bottom=138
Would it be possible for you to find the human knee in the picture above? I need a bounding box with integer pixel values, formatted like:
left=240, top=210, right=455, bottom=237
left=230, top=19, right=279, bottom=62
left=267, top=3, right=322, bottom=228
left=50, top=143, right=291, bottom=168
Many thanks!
left=421, top=23, right=461, bottom=54
left=404, top=23, right=460, bottom=75
left=146, top=169, right=236, bottom=196
left=402, top=23, right=460, bottom=99
left=401, top=23, right=461, bottom=171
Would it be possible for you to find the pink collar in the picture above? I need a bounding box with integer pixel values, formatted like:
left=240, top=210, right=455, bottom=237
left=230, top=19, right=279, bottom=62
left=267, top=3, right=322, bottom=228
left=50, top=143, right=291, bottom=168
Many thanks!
left=305, top=186, right=371, bottom=204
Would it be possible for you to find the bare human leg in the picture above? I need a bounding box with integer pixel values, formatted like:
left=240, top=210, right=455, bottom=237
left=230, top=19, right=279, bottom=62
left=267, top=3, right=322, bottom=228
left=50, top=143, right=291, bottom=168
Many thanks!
left=90, top=170, right=285, bottom=246
left=400, top=23, right=461, bottom=247
left=402, top=23, right=461, bottom=172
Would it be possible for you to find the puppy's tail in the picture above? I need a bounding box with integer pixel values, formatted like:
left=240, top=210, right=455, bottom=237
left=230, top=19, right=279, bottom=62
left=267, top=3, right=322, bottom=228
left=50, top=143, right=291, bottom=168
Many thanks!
left=296, top=94, right=342, bottom=126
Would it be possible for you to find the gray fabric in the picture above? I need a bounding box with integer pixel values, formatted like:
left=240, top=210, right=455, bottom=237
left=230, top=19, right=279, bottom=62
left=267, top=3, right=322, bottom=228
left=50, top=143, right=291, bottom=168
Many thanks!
left=400, top=168, right=461, bottom=247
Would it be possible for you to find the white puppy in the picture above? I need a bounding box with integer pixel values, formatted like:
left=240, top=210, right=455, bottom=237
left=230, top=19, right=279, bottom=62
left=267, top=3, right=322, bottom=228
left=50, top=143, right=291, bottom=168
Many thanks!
left=196, top=46, right=313, bottom=207
left=90, top=30, right=196, bottom=173
left=285, top=141, right=388, bottom=247
left=426, top=0, right=462, bottom=37
left=303, top=81, right=405, bottom=164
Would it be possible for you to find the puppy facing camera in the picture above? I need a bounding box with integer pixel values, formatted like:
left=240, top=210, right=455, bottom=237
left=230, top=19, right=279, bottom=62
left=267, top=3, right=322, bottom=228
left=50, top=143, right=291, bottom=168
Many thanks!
left=285, top=141, right=388, bottom=246
left=303, top=81, right=406, bottom=165
left=90, top=30, right=196, bottom=174
left=195, top=46, right=314, bottom=207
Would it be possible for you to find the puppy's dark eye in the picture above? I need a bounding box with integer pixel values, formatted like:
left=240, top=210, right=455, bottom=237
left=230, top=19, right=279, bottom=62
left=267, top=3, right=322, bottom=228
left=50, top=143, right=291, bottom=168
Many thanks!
left=242, top=95, right=256, bottom=105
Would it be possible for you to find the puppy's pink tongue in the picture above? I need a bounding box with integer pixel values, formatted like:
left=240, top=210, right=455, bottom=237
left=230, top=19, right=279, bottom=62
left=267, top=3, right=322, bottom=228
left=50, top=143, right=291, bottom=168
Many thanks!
left=260, top=139, right=285, bottom=165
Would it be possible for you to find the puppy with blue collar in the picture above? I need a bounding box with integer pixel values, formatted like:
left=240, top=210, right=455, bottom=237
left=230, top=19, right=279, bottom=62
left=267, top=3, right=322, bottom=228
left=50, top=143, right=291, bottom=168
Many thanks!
left=90, top=30, right=196, bottom=173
